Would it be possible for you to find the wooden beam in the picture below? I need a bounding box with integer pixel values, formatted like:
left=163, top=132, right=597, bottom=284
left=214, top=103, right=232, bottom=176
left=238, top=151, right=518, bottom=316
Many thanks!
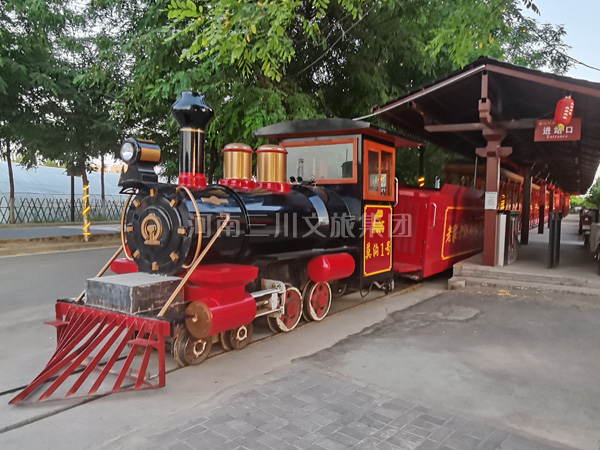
left=425, top=123, right=484, bottom=132
left=487, top=65, right=600, bottom=99
left=369, top=65, right=487, bottom=115
left=424, top=119, right=536, bottom=133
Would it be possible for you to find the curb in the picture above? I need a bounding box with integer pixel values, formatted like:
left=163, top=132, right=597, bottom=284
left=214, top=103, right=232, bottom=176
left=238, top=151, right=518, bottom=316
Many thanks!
left=0, top=234, right=121, bottom=257
left=0, top=221, right=120, bottom=229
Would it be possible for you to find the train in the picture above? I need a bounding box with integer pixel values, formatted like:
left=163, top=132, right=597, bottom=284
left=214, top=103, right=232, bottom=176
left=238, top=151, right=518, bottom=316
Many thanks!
left=12, top=91, right=485, bottom=403
left=444, top=163, right=569, bottom=231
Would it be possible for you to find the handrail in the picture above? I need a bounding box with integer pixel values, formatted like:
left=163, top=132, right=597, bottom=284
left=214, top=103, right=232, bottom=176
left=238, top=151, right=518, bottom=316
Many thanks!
left=177, top=186, right=203, bottom=269
left=429, top=202, right=438, bottom=229
left=120, top=193, right=135, bottom=262
left=157, top=213, right=230, bottom=318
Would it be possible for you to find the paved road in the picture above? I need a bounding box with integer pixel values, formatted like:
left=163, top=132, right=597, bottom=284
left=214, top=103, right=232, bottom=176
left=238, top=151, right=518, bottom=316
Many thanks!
left=0, top=224, right=120, bottom=240
left=0, top=248, right=119, bottom=390
left=1, top=249, right=599, bottom=449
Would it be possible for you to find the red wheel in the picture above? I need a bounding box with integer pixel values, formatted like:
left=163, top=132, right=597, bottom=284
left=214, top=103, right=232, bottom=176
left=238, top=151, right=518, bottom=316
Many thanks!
left=303, top=282, right=332, bottom=322
left=268, top=287, right=303, bottom=333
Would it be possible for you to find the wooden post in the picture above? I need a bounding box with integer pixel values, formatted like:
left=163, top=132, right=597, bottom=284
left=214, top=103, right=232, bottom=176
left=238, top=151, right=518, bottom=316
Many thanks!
left=476, top=71, right=513, bottom=266
left=521, top=167, right=532, bottom=245
left=477, top=142, right=512, bottom=266
left=484, top=151, right=500, bottom=266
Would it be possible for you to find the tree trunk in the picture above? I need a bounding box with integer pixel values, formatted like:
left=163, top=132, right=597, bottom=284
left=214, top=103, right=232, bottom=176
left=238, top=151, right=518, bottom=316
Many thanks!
left=70, top=174, right=75, bottom=222
left=81, top=171, right=91, bottom=242
left=100, top=154, right=106, bottom=218
left=6, top=140, right=15, bottom=224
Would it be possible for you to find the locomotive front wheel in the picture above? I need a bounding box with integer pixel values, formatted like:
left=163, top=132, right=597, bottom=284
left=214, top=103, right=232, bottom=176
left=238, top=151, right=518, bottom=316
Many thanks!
left=303, top=281, right=332, bottom=322
left=228, top=323, right=254, bottom=350
left=267, top=287, right=303, bottom=333
left=220, top=332, right=234, bottom=351
left=173, top=329, right=212, bottom=367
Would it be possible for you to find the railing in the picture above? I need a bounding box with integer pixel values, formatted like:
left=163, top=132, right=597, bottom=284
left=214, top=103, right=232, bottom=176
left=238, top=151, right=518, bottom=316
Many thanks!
left=0, top=194, right=126, bottom=224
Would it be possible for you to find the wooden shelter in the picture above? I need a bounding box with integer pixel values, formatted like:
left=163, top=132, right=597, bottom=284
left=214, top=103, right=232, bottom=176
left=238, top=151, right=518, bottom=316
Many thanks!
left=369, top=57, right=600, bottom=266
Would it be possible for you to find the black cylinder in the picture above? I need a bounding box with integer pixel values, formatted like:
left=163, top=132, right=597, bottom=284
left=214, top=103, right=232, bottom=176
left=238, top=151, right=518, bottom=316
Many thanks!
left=171, top=91, right=214, bottom=184
left=179, top=129, right=205, bottom=176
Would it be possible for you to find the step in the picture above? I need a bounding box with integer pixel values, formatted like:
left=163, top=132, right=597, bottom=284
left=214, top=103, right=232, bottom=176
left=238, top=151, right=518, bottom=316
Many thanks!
left=454, top=265, right=600, bottom=290
left=449, top=276, right=600, bottom=297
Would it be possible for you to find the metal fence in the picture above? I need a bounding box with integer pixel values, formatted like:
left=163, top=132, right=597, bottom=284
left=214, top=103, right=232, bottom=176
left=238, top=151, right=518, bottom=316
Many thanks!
left=0, top=194, right=126, bottom=224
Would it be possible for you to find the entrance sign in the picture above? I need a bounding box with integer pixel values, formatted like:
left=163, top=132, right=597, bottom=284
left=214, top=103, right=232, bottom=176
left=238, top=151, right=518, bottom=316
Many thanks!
left=534, top=118, right=581, bottom=142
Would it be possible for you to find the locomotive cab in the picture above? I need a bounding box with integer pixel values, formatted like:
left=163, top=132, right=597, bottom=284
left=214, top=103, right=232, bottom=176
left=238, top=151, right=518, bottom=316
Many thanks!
left=253, top=118, right=421, bottom=288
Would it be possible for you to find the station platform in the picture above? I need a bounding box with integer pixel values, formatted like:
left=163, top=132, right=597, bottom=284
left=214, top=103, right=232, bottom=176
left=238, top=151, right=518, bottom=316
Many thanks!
left=451, top=214, right=600, bottom=295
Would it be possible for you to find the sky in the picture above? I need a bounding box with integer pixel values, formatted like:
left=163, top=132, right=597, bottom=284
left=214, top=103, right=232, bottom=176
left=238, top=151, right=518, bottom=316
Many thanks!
left=524, top=0, right=600, bottom=83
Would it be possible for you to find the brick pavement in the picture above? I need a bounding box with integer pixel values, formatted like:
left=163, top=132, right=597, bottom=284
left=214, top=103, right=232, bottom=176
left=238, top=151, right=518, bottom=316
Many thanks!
left=146, top=365, right=558, bottom=450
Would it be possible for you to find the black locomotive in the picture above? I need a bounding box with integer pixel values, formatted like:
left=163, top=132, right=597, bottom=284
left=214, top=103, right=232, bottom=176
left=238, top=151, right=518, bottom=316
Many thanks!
left=12, top=91, right=422, bottom=403
left=121, top=92, right=369, bottom=290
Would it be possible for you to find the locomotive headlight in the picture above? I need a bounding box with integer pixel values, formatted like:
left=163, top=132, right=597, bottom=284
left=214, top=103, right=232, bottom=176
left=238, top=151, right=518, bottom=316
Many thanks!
left=117, top=137, right=161, bottom=189
left=120, top=138, right=140, bottom=164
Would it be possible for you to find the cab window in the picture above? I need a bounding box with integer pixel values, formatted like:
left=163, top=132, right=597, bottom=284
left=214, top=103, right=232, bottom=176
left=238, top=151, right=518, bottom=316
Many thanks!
left=282, top=138, right=358, bottom=184
left=363, top=140, right=395, bottom=201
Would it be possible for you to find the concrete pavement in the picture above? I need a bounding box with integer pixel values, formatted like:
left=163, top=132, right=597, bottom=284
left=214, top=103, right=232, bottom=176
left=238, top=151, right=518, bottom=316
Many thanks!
left=115, top=364, right=560, bottom=450
left=100, top=286, right=600, bottom=450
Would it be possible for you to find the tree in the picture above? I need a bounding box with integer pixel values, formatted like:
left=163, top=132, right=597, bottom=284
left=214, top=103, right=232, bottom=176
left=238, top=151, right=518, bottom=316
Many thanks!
left=0, top=0, right=128, bottom=226
left=584, top=179, right=600, bottom=210
left=80, top=0, right=326, bottom=182
left=0, top=0, right=76, bottom=221
left=570, top=195, right=587, bottom=209
left=167, top=1, right=567, bottom=84
left=80, top=0, right=571, bottom=187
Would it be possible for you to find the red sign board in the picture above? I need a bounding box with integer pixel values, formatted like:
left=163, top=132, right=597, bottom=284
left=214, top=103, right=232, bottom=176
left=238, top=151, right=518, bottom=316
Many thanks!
left=363, top=205, right=392, bottom=276
left=441, top=207, right=484, bottom=261
left=534, top=117, right=581, bottom=142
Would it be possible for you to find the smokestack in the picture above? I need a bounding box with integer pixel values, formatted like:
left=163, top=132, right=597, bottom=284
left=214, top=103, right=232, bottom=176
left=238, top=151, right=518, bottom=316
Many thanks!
left=171, top=91, right=214, bottom=189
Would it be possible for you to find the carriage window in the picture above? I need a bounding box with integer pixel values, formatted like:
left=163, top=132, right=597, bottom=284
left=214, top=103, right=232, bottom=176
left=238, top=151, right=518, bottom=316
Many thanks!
left=283, top=138, right=357, bottom=184
left=381, top=151, right=393, bottom=195
left=367, top=151, right=380, bottom=192
left=363, top=140, right=395, bottom=201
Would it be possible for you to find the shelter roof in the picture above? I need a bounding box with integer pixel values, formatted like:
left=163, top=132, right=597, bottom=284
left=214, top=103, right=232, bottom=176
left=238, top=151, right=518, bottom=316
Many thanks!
left=370, top=57, right=600, bottom=194
left=254, top=118, right=421, bottom=148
